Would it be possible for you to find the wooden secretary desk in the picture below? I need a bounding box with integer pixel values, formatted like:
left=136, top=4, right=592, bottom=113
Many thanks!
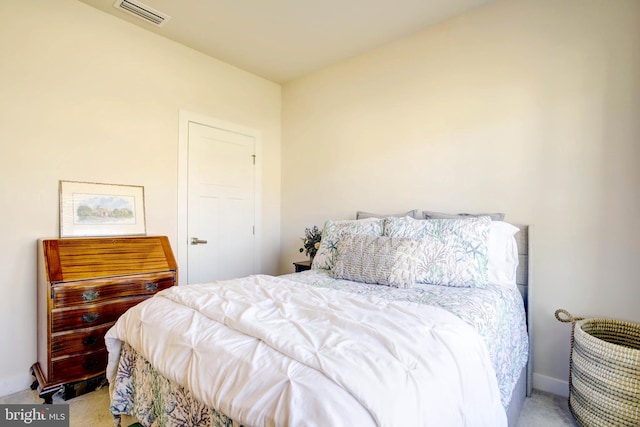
left=32, top=235, right=177, bottom=402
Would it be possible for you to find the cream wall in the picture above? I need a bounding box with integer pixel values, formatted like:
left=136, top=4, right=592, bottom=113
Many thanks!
left=282, top=0, right=640, bottom=396
left=0, top=0, right=281, bottom=395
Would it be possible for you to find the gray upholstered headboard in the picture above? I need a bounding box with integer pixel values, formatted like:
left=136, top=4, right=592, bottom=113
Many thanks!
left=512, top=223, right=532, bottom=397
left=513, top=224, right=529, bottom=311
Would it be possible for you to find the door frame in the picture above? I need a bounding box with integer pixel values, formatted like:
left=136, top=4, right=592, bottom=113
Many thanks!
left=178, top=109, right=262, bottom=285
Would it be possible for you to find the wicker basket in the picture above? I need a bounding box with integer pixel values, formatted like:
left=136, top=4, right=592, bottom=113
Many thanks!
left=556, top=309, right=640, bottom=427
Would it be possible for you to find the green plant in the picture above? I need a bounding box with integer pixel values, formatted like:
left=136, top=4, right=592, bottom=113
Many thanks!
left=299, top=225, right=322, bottom=258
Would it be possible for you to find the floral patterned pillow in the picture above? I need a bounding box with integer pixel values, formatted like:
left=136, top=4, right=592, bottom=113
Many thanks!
left=332, top=233, right=419, bottom=288
left=312, top=218, right=384, bottom=270
left=384, top=216, right=491, bottom=287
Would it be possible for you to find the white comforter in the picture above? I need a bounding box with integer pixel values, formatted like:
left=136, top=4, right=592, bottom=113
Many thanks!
left=106, top=274, right=506, bottom=426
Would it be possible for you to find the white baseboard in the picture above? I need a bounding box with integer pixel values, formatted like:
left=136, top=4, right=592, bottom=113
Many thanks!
left=532, top=373, right=569, bottom=397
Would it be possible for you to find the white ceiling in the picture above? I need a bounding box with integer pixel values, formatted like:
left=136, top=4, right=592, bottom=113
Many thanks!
left=78, top=0, right=495, bottom=83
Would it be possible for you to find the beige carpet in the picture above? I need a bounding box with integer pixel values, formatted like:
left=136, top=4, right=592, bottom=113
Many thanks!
left=1, top=387, right=579, bottom=426
left=518, top=390, right=580, bottom=427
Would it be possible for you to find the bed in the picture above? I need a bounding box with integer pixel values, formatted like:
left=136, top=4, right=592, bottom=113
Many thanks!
left=105, top=215, right=531, bottom=426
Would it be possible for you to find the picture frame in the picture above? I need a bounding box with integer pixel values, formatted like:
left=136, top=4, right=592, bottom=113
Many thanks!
left=59, top=180, right=146, bottom=237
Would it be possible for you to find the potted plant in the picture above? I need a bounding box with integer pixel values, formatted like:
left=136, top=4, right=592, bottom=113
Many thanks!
left=299, top=225, right=322, bottom=262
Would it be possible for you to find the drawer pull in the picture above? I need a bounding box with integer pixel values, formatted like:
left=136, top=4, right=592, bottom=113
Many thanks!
left=81, top=336, right=98, bottom=346
left=82, top=359, right=99, bottom=370
left=82, top=313, right=100, bottom=323
left=145, top=282, right=158, bottom=292
left=82, top=290, right=100, bottom=302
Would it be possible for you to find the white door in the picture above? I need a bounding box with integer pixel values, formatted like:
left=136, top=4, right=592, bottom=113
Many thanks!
left=186, top=121, right=257, bottom=283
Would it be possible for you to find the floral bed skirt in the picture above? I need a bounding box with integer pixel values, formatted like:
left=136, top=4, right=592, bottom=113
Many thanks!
left=110, top=342, right=243, bottom=427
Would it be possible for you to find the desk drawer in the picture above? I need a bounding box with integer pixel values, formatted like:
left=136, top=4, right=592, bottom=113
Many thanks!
left=51, top=297, right=144, bottom=333
left=51, top=323, right=113, bottom=358
left=52, top=272, right=175, bottom=308
left=50, top=349, right=108, bottom=384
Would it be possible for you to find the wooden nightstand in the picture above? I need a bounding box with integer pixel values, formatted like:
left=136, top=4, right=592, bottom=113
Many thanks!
left=293, top=260, right=312, bottom=272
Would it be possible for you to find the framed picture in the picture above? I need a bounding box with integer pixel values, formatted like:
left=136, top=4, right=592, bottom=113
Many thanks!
left=59, top=180, right=146, bottom=237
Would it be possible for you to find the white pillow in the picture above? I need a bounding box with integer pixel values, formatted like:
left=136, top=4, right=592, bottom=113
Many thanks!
left=487, top=221, right=520, bottom=287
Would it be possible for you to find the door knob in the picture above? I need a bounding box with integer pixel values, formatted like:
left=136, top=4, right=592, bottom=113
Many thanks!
left=190, top=237, right=208, bottom=245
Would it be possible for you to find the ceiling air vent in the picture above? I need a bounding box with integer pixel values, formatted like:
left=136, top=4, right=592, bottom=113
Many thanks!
left=113, top=0, right=171, bottom=27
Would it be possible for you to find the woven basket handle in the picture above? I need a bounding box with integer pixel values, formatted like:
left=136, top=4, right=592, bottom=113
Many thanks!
left=555, top=308, right=584, bottom=324
left=555, top=308, right=585, bottom=397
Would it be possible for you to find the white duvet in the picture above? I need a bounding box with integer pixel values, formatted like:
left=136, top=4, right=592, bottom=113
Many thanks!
left=106, top=274, right=506, bottom=426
